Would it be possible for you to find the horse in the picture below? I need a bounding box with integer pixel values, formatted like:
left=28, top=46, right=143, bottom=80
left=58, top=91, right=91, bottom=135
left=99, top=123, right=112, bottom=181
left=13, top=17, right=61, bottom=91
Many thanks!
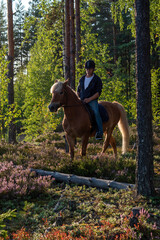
left=48, top=80, right=129, bottom=160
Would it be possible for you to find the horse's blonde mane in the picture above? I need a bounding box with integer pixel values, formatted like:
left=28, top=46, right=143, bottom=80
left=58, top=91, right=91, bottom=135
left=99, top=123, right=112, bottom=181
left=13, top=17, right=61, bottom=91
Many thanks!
left=50, top=81, right=80, bottom=103
left=50, top=81, right=63, bottom=94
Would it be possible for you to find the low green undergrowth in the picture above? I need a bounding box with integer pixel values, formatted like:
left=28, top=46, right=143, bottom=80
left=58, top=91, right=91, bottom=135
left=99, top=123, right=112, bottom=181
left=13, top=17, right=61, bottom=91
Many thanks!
left=0, top=129, right=159, bottom=239
left=0, top=184, right=159, bottom=239
left=0, top=131, right=159, bottom=186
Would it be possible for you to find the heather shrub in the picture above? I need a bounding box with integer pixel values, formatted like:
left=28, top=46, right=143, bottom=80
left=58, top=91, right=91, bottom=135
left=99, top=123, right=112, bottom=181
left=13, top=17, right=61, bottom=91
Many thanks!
left=0, top=161, right=53, bottom=198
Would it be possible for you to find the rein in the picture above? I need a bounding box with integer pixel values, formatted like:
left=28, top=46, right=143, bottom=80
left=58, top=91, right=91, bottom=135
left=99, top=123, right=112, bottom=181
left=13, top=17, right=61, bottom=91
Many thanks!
left=62, top=103, right=82, bottom=108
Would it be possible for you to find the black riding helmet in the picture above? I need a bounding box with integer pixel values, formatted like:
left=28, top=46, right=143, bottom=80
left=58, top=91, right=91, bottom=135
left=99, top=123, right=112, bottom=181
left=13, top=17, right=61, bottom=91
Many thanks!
left=85, top=60, right=95, bottom=69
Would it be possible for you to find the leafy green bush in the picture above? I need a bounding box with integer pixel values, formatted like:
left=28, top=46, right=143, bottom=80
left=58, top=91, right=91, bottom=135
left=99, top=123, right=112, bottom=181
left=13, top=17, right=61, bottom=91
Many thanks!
left=22, top=99, right=63, bottom=141
left=0, top=210, right=16, bottom=239
left=151, top=68, right=160, bottom=125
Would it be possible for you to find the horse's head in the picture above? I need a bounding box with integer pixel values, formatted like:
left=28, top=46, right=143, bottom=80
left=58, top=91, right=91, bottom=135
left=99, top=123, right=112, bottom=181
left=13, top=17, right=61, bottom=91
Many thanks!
left=48, top=80, right=68, bottom=112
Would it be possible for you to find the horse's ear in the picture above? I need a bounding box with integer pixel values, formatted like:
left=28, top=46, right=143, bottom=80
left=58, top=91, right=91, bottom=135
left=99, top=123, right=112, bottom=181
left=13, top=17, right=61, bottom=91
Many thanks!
left=63, top=79, right=69, bottom=87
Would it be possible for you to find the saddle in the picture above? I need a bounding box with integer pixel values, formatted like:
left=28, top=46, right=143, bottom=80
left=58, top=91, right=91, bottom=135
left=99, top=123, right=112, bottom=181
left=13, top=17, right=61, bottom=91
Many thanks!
left=84, top=102, right=109, bottom=131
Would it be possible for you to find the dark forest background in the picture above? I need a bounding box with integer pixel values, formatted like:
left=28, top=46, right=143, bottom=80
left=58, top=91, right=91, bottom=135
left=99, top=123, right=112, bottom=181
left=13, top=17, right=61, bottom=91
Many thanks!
left=0, top=0, right=159, bottom=142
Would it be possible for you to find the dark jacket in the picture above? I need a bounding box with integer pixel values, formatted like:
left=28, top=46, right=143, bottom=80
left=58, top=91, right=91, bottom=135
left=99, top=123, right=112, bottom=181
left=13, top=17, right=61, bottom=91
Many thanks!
left=77, top=74, right=102, bottom=101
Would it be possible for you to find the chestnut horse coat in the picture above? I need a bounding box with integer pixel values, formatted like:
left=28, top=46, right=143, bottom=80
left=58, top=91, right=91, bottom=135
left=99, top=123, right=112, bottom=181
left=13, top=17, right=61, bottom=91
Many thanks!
left=49, top=80, right=129, bottom=159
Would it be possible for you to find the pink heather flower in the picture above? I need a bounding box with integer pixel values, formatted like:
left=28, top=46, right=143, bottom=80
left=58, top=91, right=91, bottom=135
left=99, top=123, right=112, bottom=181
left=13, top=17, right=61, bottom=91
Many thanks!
left=0, top=161, right=53, bottom=198
left=152, top=222, right=157, bottom=230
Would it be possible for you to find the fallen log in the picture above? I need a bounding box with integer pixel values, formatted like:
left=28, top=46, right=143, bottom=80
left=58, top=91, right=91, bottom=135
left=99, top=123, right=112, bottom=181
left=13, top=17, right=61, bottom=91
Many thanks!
left=31, top=168, right=135, bottom=190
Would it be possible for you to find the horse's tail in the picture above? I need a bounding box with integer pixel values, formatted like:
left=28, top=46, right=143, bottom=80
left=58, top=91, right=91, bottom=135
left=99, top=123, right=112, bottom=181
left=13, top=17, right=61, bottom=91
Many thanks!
left=114, top=101, right=129, bottom=154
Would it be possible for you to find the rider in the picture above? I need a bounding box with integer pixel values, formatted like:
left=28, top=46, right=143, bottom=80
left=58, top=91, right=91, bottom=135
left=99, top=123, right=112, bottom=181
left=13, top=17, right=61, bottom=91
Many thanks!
left=77, top=60, right=103, bottom=140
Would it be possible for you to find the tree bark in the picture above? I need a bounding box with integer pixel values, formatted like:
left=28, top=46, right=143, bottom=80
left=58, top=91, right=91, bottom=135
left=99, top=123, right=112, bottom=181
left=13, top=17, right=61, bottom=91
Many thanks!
left=69, top=0, right=75, bottom=90
left=64, top=0, right=70, bottom=80
left=75, top=0, right=81, bottom=64
left=7, top=0, right=16, bottom=143
left=135, top=0, right=155, bottom=196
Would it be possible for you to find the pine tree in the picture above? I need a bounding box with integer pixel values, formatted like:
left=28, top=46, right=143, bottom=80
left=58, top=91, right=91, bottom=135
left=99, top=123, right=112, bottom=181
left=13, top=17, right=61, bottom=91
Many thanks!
left=23, top=0, right=42, bottom=58
left=69, top=0, right=75, bottom=89
left=7, top=0, right=16, bottom=143
left=0, top=0, right=7, bottom=47
left=135, top=0, right=155, bottom=196
left=14, top=0, right=26, bottom=72
left=75, top=0, right=81, bottom=64
left=64, top=0, right=70, bottom=80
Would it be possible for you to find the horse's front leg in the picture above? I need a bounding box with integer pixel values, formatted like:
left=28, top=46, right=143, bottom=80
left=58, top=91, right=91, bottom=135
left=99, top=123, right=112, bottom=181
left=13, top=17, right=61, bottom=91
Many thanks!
left=81, top=134, right=89, bottom=157
left=66, top=134, right=75, bottom=160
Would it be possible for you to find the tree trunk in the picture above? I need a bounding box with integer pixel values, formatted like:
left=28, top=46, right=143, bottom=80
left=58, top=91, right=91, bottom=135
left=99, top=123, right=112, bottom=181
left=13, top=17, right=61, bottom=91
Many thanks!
left=7, top=0, right=16, bottom=143
left=64, top=0, right=70, bottom=80
left=135, top=0, right=155, bottom=196
left=75, top=0, right=81, bottom=64
left=69, top=0, right=75, bottom=90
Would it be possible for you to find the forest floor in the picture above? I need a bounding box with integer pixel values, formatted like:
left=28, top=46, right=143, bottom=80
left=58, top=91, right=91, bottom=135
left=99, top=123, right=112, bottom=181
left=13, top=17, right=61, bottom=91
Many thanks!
left=0, top=126, right=160, bottom=239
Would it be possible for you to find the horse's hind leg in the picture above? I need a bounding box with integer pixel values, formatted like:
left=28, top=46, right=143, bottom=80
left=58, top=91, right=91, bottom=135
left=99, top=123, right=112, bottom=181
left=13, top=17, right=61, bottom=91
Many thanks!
left=109, top=135, right=117, bottom=158
left=101, top=128, right=114, bottom=155
left=81, top=134, right=89, bottom=157
left=66, top=134, right=75, bottom=160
